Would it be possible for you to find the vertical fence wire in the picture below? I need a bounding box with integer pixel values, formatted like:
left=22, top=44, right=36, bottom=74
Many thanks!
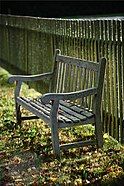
left=122, top=20, right=124, bottom=140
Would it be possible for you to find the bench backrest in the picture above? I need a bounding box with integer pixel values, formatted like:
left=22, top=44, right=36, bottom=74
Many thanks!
left=50, top=49, right=106, bottom=110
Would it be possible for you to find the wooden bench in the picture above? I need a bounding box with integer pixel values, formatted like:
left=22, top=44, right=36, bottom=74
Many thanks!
left=8, top=49, right=106, bottom=158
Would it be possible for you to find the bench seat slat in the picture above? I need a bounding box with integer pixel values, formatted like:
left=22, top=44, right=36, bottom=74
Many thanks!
left=58, top=104, right=87, bottom=121
left=59, top=111, right=80, bottom=123
left=71, top=106, right=94, bottom=118
left=17, top=97, right=50, bottom=125
left=18, top=97, right=94, bottom=125
left=37, top=98, right=92, bottom=122
left=60, top=100, right=94, bottom=118
left=22, top=97, right=50, bottom=116
left=36, top=99, right=80, bottom=123
left=34, top=99, right=73, bottom=124
left=19, top=97, right=76, bottom=124
left=58, top=115, right=72, bottom=123
left=33, top=99, right=51, bottom=112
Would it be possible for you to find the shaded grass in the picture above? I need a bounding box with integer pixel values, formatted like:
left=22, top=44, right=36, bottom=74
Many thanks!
left=0, top=67, right=124, bottom=185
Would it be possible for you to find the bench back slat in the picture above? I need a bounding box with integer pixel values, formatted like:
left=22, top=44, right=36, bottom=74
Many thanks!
left=50, top=49, right=105, bottom=111
left=56, top=55, right=99, bottom=72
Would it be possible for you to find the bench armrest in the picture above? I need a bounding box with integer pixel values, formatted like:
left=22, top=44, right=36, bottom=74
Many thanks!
left=8, top=72, right=53, bottom=83
left=41, top=87, right=97, bottom=104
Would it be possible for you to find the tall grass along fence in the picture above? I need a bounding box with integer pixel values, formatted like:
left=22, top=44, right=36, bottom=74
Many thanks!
left=0, top=14, right=124, bottom=143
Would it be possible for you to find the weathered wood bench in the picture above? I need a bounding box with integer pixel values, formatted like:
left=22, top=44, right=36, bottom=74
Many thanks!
left=8, top=49, right=106, bottom=158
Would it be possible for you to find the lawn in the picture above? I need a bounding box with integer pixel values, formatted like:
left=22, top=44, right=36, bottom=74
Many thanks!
left=0, top=67, right=124, bottom=185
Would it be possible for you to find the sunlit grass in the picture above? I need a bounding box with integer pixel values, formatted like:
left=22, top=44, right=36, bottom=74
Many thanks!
left=0, top=67, right=124, bottom=185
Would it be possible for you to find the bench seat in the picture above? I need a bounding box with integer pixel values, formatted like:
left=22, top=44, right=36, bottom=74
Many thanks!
left=17, top=97, right=95, bottom=128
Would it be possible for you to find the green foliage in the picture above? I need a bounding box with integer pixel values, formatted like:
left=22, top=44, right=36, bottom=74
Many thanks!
left=28, top=127, right=37, bottom=139
left=0, top=67, right=12, bottom=87
left=0, top=141, right=5, bottom=151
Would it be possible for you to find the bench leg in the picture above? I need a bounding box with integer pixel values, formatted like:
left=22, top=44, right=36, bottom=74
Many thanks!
left=15, top=103, right=21, bottom=125
left=51, top=123, right=60, bottom=159
left=95, top=115, right=103, bottom=148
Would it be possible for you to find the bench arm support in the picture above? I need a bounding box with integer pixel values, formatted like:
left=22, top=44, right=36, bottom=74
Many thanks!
left=8, top=72, right=53, bottom=83
left=41, top=87, right=97, bottom=104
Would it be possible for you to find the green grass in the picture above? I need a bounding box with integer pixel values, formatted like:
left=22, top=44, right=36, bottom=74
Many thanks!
left=0, top=67, right=124, bottom=185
